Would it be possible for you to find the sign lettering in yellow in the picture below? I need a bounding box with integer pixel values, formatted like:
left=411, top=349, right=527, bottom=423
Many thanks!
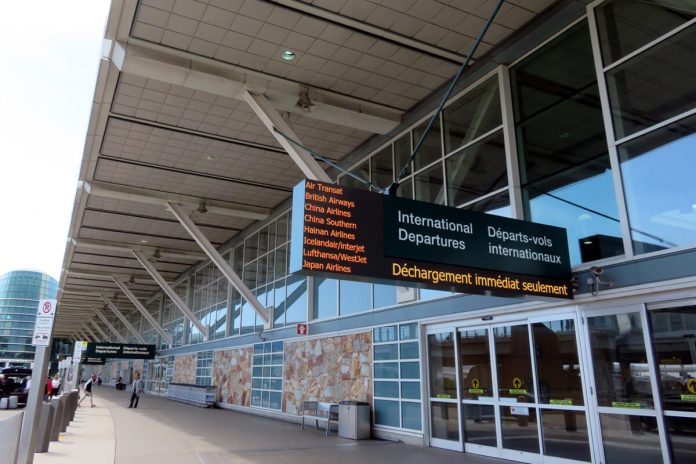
left=512, top=377, right=523, bottom=389
left=686, top=378, right=696, bottom=394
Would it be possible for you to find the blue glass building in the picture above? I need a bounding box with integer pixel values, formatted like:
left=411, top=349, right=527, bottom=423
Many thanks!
left=0, top=270, right=58, bottom=367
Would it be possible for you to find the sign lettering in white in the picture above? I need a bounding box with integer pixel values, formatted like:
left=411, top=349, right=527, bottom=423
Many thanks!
left=32, top=299, right=57, bottom=347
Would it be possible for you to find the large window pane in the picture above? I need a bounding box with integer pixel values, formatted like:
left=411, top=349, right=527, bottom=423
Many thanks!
left=414, top=161, right=445, bottom=204
left=459, top=328, right=493, bottom=399
left=588, top=313, right=654, bottom=408
left=600, top=414, right=662, bottom=463
left=541, top=410, right=591, bottom=462
left=463, top=404, right=496, bottom=446
left=512, top=22, right=623, bottom=265
left=375, top=399, right=400, bottom=427
left=619, top=115, right=696, bottom=254
left=402, top=402, right=422, bottom=430
left=339, top=280, right=371, bottom=315
left=413, top=118, right=442, bottom=172
left=501, top=406, right=539, bottom=453
left=373, top=284, right=397, bottom=309
left=393, top=133, right=412, bottom=178
left=607, top=26, right=696, bottom=139
left=648, top=305, right=696, bottom=413
left=313, top=277, right=337, bottom=320
left=340, top=161, right=370, bottom=191
left=443, top=76, right=501, bottom=154
left=463, top=191, right=511, bottom=218
left=595, top=0, right=695, bottom=65
left=666, top=417, right=696, bottom=464
left=431, top=403, right=459, bottom=441
left=371, top=146, right=393, bottom=192
left=446, top=131, right=507, bottom=207
left=533, top=320, right=584, bottom=406
left=284, top=275, right=307, bottom=324
left=428, top=332, right=457, bottom=399
left=495, top=325, right=535, bottom=402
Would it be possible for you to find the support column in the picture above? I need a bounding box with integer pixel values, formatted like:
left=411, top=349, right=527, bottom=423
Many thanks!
left=101, top=295, right=146, bottom=344
left=112, top=277, right=173, bottom=346
left=243, top=90, right=332, bottom=183
left=131, top=250, right=209, bottom=340
left=95, top=309, right=127, bottom=343
left=166, top=202, right=271, bottom=325
left=89, top=319, right=109, bottom=341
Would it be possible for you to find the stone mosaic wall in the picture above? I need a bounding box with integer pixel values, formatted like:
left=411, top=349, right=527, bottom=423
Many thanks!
left=173, top=353, right=197, bottom=384
left=212, top=347, right=252, bottom=406
left=284, top=332, right=372, bottom=415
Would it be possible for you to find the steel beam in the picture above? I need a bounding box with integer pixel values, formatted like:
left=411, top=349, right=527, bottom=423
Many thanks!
left=131, top=249, right=209, bottom=339
left=89, top=319, right=110, bottom=341
left=101, top=295, right=146, bottom=344
left=112, top=277, right=173, bottom=346
left=95, top=310, right=127, bottom=343
left=243, top=91, right=332, bottom=183
left=82, top=181, right=270, bottom=221
left=71, top=237, right=206, bottom=261
left=83, top=325, right=100, bottom=342
left=167, top=202, right=271, bottom=324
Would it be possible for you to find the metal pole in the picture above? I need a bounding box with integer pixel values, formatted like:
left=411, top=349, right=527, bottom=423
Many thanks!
left=16, top=342, right=52, bottom=464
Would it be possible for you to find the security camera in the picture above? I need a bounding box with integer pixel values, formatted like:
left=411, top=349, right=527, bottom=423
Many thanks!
left=590, top=266, right=604, bottom=276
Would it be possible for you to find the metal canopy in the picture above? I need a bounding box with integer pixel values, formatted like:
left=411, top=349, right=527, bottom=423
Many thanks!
left=55, top=0, right=558, bottom=338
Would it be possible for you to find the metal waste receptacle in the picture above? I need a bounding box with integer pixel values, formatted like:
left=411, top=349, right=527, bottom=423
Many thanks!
left=338, top=401, right=370, bottom=439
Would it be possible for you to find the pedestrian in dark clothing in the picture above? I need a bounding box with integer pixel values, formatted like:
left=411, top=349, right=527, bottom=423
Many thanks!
left=78, top=373, right=97, bottom=407
left=128, top=372, right=144, bottom=408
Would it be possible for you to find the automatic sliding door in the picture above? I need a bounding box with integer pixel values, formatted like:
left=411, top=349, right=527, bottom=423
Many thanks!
left=648, top=304, right=696, bottom=464
left=586, top=311, right=664, bottom=463
left=427, top=331, right=462, bottom=451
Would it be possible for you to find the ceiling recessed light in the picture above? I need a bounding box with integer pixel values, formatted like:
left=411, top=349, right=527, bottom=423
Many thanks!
left=140, top=239, right=148, bottom=244
left=206, top=155, right=217, bottom=161
left=281, top=50, right=296, bottom=61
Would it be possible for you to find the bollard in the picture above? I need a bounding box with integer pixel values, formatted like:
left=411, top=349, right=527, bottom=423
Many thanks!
left=50, top=396, right=64, bottom=441
left=59, top=395, right=70, bottom=433
left=69, top=390, right=78, bottom=420
left=35, top=402, right=55, bottom=453
left=0, top=410, right=23, bottom=463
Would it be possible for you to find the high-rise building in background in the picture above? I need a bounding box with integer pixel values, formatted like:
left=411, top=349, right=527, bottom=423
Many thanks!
left=0, top=270, right=58, bottom=367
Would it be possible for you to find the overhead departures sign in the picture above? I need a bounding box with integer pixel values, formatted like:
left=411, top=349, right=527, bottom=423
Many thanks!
left=290, top=180, right=573, bottom=300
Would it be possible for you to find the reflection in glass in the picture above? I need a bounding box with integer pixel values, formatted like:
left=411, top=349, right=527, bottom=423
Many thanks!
left=394, top=133, right=412, bottom=178
left=666, top=416, right=696, bottom=464
left=284, top=275, right=307, bottom=325
left=339, top=280, right=371, bottom=315
left=402, top=401, right=422, bottom=430
left=340, top=161, right=370, bottom=191
left=313, top=278, right=337, bottom=320
left=413, top=118, right=442, bottom=171
left=595, top=0, right=695, bottom=65
left=371, top=146, right=393, bottom=192
left=495, top=325, right=535, bottom=402
left=459, top=328, right=493, bottom=399
left=428, top=332, right=457, bottom=399
left=512, top=22, right=622, bottom=265
left=396, top=177, right=413, bottom=199
left=374, top=344, right=398, bottom=361
left=600, top=414, right=662, bottom=463
left=431, top=403, right=460, bottom=441
left=443, top=76, right=501, bottom=155
left=649, top=305, right=696, bottom=413
left=606, top=27, right=696, bottom=139
left=501, top=406, right=539, bottom=453
left=375, top=381, right=399, bottom=398
left=588, top=313, right=654, bottom=407
left=619, top=115, right=696, bottom=255
left=533, top=320, right=584, bottom=405
left=373, top=284, right=397, bottom=309
left=463, top=191, right=511, bottom=218
left=446, top=132, right=507, bottom=207
left=463, top=404, right=496, bottom=447
left=541, top=410, right=591, bottom=462
left=375, top=399, right=400, bottom=427
left=414, top=161, right=445, bottom=204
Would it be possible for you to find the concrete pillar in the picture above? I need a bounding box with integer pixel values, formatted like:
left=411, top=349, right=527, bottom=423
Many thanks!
left=49, top=397, right=64, bottom=441
left=35, top=402, right=54, bottom=453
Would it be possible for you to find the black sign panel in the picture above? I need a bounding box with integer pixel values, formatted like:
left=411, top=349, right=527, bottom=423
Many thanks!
left=81, top=356, right=106, bottom=365
left=84, top=343, right=156, bottom=359
left=290, top=180, right=573, bottom=299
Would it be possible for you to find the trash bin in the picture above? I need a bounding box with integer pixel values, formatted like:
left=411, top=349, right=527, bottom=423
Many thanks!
left=338, top=401, right=370, bottom=439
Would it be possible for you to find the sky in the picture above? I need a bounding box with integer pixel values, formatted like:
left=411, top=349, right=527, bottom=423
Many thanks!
left=0, top=1, right=111, bottom=281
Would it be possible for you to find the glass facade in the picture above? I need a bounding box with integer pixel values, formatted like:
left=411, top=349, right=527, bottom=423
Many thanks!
left=0, top=270, right=58, bottom=365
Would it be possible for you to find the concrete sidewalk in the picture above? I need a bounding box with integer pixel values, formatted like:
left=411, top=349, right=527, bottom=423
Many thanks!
left=33, top=386, right=506, bottom=464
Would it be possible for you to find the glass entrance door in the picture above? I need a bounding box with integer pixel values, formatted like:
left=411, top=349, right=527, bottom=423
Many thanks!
left=428, top=314, right=592, bottom=463
left=427, top=330, right=462, bottom=451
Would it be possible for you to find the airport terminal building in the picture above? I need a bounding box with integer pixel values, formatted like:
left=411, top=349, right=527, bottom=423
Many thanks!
left=56, top=1, right=695, bottom=463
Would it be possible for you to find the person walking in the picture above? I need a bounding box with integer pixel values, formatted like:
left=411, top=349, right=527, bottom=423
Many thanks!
left=44, top=376, right=53, bottom=401
left=78, top=373, right=97, bottom=407
left=51, top=374, right=61, bottom=396
left=128, top=372, right=144, bottom=408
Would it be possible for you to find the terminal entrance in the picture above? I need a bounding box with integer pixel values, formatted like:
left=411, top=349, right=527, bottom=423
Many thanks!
left=427, top=311, right=589, bottom=463
left=426, top=302, right=696, bottom=464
